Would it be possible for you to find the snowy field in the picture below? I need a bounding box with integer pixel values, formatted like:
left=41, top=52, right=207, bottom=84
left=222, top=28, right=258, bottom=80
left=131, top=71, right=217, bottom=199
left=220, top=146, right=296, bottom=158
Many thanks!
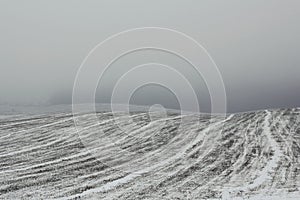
left=0, top=106, right=299, bottom=199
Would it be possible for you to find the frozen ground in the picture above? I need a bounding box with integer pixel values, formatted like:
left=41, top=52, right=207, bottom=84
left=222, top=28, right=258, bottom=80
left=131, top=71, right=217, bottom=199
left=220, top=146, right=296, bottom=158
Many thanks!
left=0, top=106, right=299, bottom=199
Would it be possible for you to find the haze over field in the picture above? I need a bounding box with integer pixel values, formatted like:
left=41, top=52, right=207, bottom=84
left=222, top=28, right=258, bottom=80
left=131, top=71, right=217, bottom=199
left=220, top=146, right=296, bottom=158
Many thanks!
left=0, top=0, right=300, bottom=113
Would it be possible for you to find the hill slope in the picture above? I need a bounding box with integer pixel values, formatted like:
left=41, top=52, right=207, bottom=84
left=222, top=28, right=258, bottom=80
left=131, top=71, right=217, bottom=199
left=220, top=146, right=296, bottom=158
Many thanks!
left=0, top=108, right=299, bottom=199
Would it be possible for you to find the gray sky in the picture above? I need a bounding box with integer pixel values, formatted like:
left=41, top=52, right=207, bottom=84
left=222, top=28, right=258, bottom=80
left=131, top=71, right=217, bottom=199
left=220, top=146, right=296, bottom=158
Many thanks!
left=0, top=0, right=299, bottom=113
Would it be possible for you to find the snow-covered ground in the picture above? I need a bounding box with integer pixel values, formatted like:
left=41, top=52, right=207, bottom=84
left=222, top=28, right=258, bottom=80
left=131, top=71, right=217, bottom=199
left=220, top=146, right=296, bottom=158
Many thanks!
left=0, top=107, right=299, bottom=199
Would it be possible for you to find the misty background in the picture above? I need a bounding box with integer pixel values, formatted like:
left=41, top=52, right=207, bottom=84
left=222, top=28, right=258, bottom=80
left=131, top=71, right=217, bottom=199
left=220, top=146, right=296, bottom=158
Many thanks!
left=0, top=0, right=299, bottom=113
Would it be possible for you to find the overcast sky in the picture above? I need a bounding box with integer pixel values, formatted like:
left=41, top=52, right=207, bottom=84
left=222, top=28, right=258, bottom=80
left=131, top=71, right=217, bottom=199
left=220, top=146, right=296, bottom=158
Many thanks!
left=0, top=0, right=299, bottom=113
